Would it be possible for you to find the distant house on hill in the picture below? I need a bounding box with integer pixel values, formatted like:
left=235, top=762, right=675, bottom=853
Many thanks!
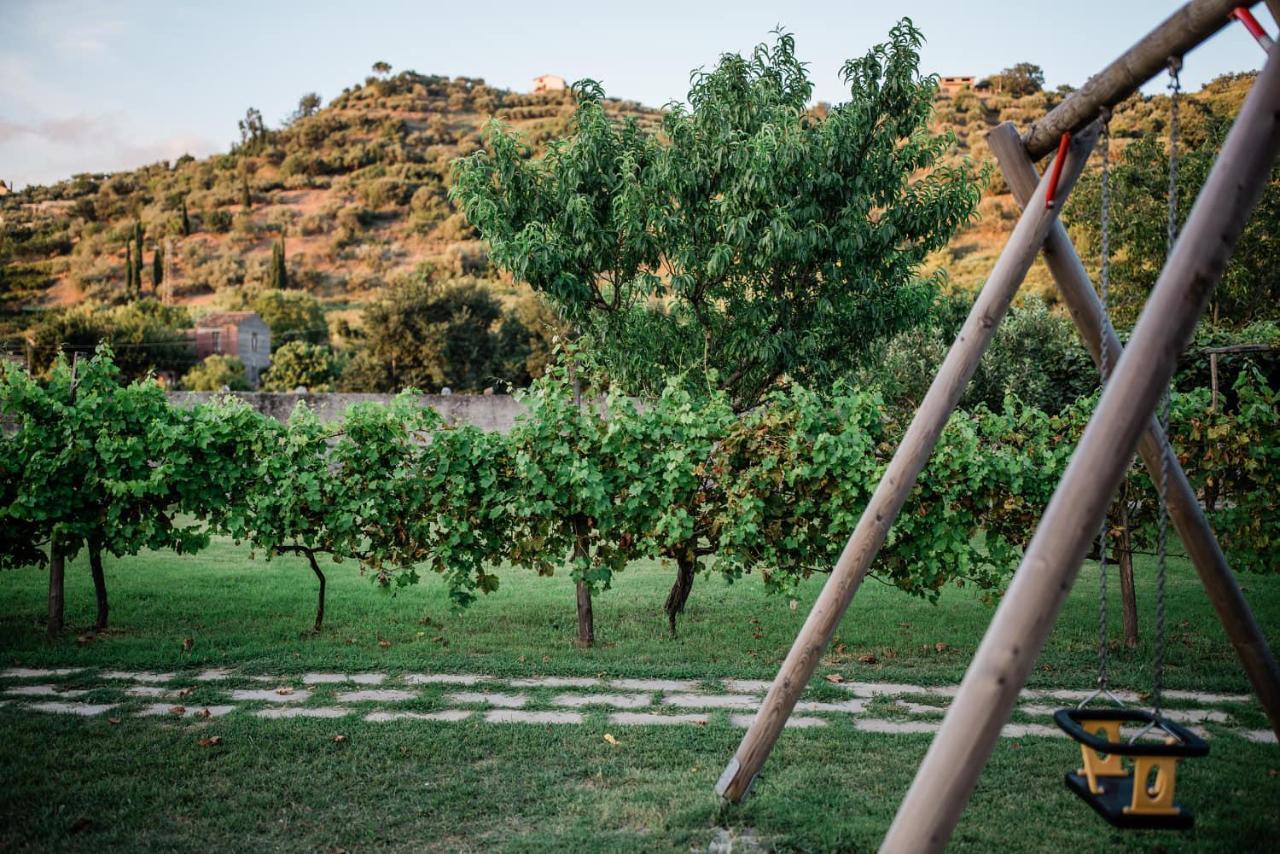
left=191, top=311, right=271, bottom=388
left=0, top=180, right=10, bottom=196
left=533, top=74, right=567, bottom=94
left=938, top=75, right=976, bottom=96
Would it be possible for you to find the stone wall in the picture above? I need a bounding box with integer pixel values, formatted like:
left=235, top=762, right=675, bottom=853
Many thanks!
left=168, top=392, right=526, bottom=433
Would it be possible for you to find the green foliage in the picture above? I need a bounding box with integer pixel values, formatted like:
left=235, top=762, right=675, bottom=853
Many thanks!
left=504, top=361, right=636, bottom=591
left=866, top=294, right=1097, bottom=416
left=261, top=341, right=341, bottom=391
left=1070, top=113, right=1280, bottom=328
left=342, top=276, right=522, bottom=392
left=3, top=347, right=1277, bottom=645
left=0, top=348, right=211, bottom=574
left=988, top=63, right=1045, bottom=96
left=1167, top=370, right=1279, bottom=573
left=27, top=299, right=195, bottom=381
left=183, top=355, right=249, bottom=391
left=452, top=22, right=981, bottom=408
left=243, top=288, right=328, bottom=349
left=152, top=243, right=164, bottom=291
left=269, top=234, right=288, bottom=289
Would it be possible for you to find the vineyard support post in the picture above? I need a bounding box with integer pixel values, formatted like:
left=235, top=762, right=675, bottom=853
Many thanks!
left=988, top=120, right=1280, bottom=741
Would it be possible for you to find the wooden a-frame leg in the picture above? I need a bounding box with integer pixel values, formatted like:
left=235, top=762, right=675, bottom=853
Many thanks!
left=881, top=46, right=1280, bottom=854
left=712, top=121, right=1101, bottom=804
left=989, top=122, right=1280, bottom=742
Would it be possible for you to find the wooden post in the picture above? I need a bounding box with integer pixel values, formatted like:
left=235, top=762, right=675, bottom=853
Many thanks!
left=988, top=120, right=1280, bottom=741
left=1024, top=0, right=1257, bottom=158
left=713, top=122, right=1100, bottom=803
left=1210, top=351, right=1219, bottom=409
left=883, top=47, right=1280, bottom=853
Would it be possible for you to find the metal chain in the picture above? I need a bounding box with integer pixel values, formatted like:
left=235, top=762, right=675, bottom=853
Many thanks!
left=1152, top=57, right=1182, bottom=720
left=1094, top=114, right=1113, bottom=696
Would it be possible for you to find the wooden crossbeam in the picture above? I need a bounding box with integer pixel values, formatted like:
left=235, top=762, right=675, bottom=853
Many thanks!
left=1024, top=0, right=1261, bottom=158
left=881, top=45, right=1280, bottom=853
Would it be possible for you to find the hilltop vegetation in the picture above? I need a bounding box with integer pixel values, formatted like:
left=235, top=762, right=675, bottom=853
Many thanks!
left=0, top=61, right=1267, bottom=391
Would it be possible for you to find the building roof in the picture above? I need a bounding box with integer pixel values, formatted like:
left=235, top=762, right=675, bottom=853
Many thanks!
left=195, top=311, right=262, bottom=328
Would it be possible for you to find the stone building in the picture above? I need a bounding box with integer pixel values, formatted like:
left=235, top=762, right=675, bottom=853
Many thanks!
left=533, top=74, right=567, bottom=94
left=191, top=311, right=271, bottom=388
left=938, top=75, right=976, bottom=96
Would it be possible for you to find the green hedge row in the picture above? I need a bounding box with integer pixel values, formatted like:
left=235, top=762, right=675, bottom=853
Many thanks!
left=2, top=348, right=1275, bottom=639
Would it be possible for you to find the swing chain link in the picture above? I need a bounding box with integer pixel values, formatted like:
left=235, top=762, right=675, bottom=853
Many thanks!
left=1152, top=57, right=1182, bottom=721
left=1094, top=111, right=1113, bottom=697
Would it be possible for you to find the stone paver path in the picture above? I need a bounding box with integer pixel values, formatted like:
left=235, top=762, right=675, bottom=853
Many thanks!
left=0, top=666, right=1274, bottom=745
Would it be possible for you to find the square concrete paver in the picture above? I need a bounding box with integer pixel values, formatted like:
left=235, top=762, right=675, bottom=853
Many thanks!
left=609, top=712, right=710, bottom=726
left=335, top=689, right=416, bottom=703
left=446, top=691, right=528, bottom=708
left=257, top=706, right=353, bottom=719
left=229, top=689, right=312, bottom=703
left=404, top=673, right=485, bottom=686
left=365, top=710, right=473, bottom=723
left=484, top=710, right=581, bottom=724
left=550, top=692, right=651, bottom=709
left=139, top=704, right=236, bottom=718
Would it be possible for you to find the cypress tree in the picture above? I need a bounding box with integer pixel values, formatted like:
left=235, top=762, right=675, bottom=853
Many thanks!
left=180, top=199, right=191, bottom=235
left=130, top=225, right=143, bottom=296
left=152, top=244, right=164, bottom=290
left=124, top=243, right=136, bottom=300
left=278, top=232, right=287, bottom=289
left=241, top=177, right=252, bottom=210
left=269, top=235, right=288, bottom=289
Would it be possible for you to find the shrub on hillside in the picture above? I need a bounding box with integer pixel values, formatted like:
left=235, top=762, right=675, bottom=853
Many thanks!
left=182, top=354, right=249, bottom=391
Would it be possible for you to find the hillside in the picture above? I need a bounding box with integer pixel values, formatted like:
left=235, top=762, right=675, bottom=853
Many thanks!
left=0, top=67, right=1256, bottom=347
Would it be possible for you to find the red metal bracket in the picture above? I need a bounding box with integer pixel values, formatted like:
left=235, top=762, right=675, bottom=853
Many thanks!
left=1231, top=7, right=1274, bottom=52
left=1045, top=132, right=1071, bottom=210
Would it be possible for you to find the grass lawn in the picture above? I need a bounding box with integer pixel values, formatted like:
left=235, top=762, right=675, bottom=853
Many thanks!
left=1, top=539, right=1278, bottom=851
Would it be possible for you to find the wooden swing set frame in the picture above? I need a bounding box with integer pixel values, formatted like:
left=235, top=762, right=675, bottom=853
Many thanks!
left=716, top=1, right=1280, bottom=849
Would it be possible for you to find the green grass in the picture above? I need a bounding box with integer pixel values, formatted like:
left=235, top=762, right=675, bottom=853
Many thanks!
left=1, top=540, right=1278, bottom=851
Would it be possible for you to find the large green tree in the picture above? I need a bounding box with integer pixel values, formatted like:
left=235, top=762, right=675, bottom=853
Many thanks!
left=1070, top=88, right=1280, bottom=328
left=341, top=277, right=506, bottom=392
left=452, top=22, right=981, bottom=409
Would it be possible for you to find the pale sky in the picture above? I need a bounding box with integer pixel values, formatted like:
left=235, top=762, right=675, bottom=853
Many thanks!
left=1, top=0, right=1273, bottom=188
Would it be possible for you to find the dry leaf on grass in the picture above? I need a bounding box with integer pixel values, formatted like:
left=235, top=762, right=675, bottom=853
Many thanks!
left=177, top=687, right=194, bottom=697
left=823, top=674, right=845, bottom=684
left=182, top=637, right=194, bottom=652
left=333, top=735, right=348, bottom=743
left=194, top=708, right=211, bottom=719
left=934, top=642, right=948, bottom=653
left=275, top=687, right=294, bottom=696
left=858, top=654, right=878, bottom=665
left=603, top=733, right=619, bottom=746
left=378, top=640, right=392, bottom=649
left=169, top=705, right=187, bottom=716
left=107, top=717, right=122, bottom=725
left=198, top=736, right=222, bottom=747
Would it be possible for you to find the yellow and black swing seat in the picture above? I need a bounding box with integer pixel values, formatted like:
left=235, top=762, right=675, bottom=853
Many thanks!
left=1053, top=708, right=1209, bottom=830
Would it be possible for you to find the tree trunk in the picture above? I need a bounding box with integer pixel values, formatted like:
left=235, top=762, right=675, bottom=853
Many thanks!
left=89, top=542, right=108, bottom=632
left=303, top=550, right=326, bottom=632
left=1117, top=497, right=1139, bottom=649
left=572, top=516, right=593, bottom=647
left=664, top=548, right=697, bottom=638
left=47, top=545, right=65, bottom=639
